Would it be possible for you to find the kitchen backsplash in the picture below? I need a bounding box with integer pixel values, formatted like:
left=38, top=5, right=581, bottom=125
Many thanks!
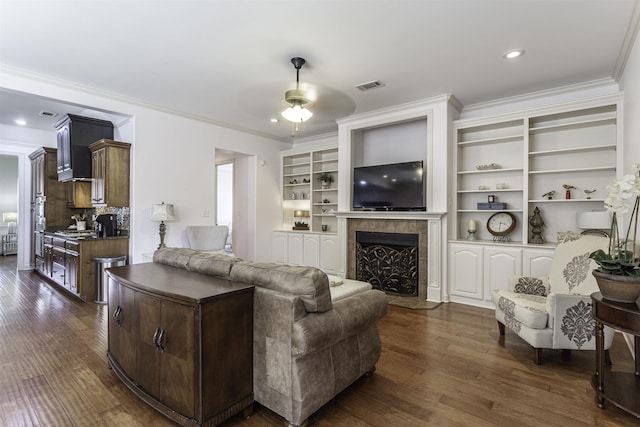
left=93, top=206, right=130, bottom=232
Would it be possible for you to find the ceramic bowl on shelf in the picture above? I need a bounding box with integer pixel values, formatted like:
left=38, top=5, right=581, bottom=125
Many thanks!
left=476, top=163, right=501, bottom=170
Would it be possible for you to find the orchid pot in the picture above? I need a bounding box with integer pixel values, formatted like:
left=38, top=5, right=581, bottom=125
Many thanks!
left=590, top=163, right=640, bottom=304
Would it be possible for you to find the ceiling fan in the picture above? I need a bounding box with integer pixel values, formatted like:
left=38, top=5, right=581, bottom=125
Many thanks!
left=281, top=57, right=314, bottom=133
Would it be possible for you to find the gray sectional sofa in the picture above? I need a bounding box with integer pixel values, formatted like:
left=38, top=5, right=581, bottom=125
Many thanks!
left=153, top=248, right=389, bottom=427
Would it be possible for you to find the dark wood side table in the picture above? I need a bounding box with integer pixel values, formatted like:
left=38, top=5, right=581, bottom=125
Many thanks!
left=591, top=292, right=640, bottom=418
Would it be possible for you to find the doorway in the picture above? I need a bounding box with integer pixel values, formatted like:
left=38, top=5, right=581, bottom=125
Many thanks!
left=216, top=161, right=233, bottom=253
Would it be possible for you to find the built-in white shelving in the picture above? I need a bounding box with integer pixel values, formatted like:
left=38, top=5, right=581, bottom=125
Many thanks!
left=452, top=94, right=622, bottom=245
left=280, top=144, right=339, bottom=233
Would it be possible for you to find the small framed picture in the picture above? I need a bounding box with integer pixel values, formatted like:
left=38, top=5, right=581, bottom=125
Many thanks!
left=488, top=195, right=495, bottom=203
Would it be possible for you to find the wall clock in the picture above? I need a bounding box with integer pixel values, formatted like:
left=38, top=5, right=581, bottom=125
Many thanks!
left=487, top=212, right=517, bottom=242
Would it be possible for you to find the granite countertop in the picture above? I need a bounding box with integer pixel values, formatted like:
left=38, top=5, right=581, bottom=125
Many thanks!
left=44, top=230, right=129, bottom=241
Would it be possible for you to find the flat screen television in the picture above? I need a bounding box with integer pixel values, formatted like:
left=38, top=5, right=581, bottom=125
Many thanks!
left=352, top=161, right=425, bottom=211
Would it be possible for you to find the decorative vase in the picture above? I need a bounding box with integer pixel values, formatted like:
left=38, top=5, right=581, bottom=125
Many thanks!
left=321, top=181, right=330, bottom=189
left=592, top=270, right=640, bottom=303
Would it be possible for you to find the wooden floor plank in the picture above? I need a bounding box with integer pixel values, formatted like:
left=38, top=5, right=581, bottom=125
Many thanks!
left=0, top=256, right=638, bottom=426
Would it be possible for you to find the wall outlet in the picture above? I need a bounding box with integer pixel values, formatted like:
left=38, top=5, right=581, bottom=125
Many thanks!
left=203, top=210, right=210, bottom=217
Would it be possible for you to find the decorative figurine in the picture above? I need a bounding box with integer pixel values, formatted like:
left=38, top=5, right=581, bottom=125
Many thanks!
left=529, top=206, right=545, bottom=244
left=542, top=190, right=556, bottom=200
left=563, top=184, right=576, bottom=199
left=584, top=189, right=596, bottom=199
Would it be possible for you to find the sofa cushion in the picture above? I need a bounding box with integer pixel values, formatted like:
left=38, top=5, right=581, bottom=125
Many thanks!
left=153, top=247, right=198, bottom=269
left=492, top=289, right=548, bottom=330
left=187, top=252, right=240, bottom=278
left=229, top=262, right=332, bottom=313
left=329, top=279, right=372, bottom=302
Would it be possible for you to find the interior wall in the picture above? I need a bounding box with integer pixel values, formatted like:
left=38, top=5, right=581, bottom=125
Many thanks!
left=357, top=119, right=428, bottom=167
left=621, top=23, right=640, bottom=172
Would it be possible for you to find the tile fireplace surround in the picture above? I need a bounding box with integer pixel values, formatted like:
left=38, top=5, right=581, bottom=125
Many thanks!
left=336, top=211, right=445, bottom=302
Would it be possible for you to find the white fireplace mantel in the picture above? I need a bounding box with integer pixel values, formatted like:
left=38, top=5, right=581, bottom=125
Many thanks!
left=335, top=211, right=446, bottom=221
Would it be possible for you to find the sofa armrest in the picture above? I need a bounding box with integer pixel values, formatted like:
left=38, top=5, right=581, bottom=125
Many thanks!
left=291, top=290, right=388, bottom=356
left=546, top=292, right=614, bottom=350
left=546, top=292, right=590, bottom=329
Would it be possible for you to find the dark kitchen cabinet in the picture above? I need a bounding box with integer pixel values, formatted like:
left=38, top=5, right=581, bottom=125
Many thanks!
left=55, top=114, right=113, bottom=182
left=89, top=139, right=131, bottom=207
left=29, top=148, right=70, bottom=228
left=65, top=181, right=92, bottom=208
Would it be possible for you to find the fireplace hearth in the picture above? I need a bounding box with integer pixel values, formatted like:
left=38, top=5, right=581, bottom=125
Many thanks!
left=356, top=231, right=419, bottom=296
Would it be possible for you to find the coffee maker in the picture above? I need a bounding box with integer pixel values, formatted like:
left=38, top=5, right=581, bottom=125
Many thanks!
left=95, top=214, right=118, bottom=238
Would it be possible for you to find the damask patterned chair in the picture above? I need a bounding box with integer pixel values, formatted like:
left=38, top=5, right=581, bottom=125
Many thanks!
left=492, top=233, right=615, bottom=364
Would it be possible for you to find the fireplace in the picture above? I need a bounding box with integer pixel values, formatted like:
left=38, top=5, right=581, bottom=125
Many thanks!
left=356, top=231, right=419, bottom=296
left=346, top=217, right=429, bottom=300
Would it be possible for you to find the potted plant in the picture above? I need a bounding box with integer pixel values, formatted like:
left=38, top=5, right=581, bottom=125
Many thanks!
left=317, top=172, right=334, bottom=189
left=590, top=163, right=640, bottom=303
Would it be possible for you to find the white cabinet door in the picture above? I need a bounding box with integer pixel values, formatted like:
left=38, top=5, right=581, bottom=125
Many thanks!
left=288, top=233, right=304, bottom=266
left=483, top=247, right=522, bottom=303
left=448, top=243, right=484, bottom=301
left=303, top=234, right=320, bottom=268
left=271, top=232, right=288, bottom=264
left=320, top=235, right=339, bottom=274
left=522, top=247, right=555, bottom=277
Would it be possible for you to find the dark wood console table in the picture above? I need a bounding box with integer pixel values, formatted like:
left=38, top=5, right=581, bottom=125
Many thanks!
left=591, top=292, right=640, bottom=418
left=106, top=263, right=254, bottom=427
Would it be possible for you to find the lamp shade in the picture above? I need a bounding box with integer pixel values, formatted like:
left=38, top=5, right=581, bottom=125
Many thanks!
left=151, top=203, right=175, bottom=222
left=2, top=212, right=17, bottom=223
left=281, top=104, right=313, bottom=123
left=294, top=210, right=310, bottom=218
left=576, top=211, right=611, bottom=229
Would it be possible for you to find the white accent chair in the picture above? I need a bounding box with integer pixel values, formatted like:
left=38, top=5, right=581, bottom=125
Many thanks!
left=186, top=225, right=229, bottom=255
left=492, top=233, right=615, bottom=364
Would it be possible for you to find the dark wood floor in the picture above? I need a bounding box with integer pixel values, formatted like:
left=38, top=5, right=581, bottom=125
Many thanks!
left=0, top=255, right=638, bottom=426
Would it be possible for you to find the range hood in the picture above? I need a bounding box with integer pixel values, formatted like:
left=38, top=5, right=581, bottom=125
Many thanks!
left=55, top=114, right=114, bottom=182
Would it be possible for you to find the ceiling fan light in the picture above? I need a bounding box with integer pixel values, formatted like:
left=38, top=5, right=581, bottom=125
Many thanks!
left=281, top=104, right=313, bottom=122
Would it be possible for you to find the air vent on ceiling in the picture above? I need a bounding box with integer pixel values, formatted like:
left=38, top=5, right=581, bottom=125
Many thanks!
left=355, top=80, right=385, bottom=91
left=39, top=110, right=58, bottom=118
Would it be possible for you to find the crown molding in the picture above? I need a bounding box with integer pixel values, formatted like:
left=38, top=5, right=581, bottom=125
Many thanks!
left=461, top=78, right=619, bottom=115
left=337, top=93, right=460, bottom=127
left=613, top=0, right=640, bottom=82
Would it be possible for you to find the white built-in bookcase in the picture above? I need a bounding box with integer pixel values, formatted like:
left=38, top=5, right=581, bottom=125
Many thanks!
left=452, top=94, right=622, bottom=245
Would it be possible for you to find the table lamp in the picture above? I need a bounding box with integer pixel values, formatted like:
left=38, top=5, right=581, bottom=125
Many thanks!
left=293, top=210, right=309, bottom=230
left=3, top=212, right=17, bottom=234
left=151, top=202, right=175, bottom=249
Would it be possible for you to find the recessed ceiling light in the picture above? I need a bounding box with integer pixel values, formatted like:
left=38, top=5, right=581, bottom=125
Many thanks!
left=270, top=118, right=278, bottom=123
left=503, top=49, right=525, bottom=59
left=14, top=119, right=27, bottom=126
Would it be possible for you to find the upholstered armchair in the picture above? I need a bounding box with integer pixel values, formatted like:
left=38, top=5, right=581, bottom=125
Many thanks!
left=186, top=225, right=229, bottom=254
left=492, top=233, right=615, bottom=364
